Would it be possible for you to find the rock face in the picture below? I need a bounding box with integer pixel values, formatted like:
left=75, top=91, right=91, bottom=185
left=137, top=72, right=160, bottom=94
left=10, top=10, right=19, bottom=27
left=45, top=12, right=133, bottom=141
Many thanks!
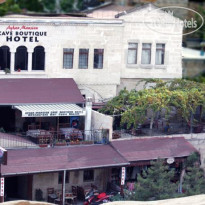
left=2, top=201, right=53, bottom=205
left=107, top=194, right=205, bottom=205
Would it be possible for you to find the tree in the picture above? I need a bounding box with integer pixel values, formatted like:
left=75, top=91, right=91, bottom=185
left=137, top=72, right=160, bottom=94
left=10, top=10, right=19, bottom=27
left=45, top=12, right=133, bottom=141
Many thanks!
left=0, top=0, right=84, bottom=16
left=100, top=79, right=205, bottom=133
left=133, top=160, right=178, bottom=201
left=0, top=0, right=21, bottom=16
left=182, top=152, right=205, bottom=196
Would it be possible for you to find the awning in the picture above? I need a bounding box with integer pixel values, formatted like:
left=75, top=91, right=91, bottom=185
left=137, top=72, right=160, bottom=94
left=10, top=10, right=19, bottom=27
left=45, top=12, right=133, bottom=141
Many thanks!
left=1, top=145, right=129, bottom=176
left=14, top=104, right=86, bottom=117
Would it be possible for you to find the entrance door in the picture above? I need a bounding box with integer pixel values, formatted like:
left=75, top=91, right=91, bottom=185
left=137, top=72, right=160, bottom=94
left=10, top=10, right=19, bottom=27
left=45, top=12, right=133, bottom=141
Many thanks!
left=5, top=175, right=32, bottom=201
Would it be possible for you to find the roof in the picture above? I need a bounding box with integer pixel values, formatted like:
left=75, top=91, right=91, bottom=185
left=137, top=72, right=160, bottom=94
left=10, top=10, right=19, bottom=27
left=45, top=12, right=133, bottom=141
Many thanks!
left=1, top=144, right=129, bottom=176
left=111, top=137, right=197, bottom=162
left=115, top=3, right=158, bottom=18
left=182, top=47, right=205, bottom=60
left=0, top=78, right=84, bottom=105
left=87, top=3, right=134, bottom=19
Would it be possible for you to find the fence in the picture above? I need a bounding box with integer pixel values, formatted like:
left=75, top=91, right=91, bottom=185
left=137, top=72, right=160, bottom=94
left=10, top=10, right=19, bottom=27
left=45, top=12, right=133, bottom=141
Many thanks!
left=0, top=129, right=110, bottom=149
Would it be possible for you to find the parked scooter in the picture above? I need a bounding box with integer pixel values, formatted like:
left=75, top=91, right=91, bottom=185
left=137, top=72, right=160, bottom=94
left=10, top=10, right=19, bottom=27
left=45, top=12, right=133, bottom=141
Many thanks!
left=84, top=189, right=113, bottom=205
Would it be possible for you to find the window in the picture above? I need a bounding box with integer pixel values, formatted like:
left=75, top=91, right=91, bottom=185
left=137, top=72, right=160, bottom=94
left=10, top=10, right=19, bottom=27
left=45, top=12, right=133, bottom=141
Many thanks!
left=94, top=49, right=104, bottom=69
left=141, top=43, right=151, bottom=64
left=63, top=48, right=74, bottom=69
left=32, top=46, right=45, bottom=70
left=15, top=46, right=28, bottom=71
left=83, top=169, right=94, bottom=182
left=58, top=171, right=70, bottom=184
left=0, top=46, right=10, bottom=71
left=155, top=44, right=165, bottom=65
left=79, top=49, right=89, bottom=69
left=127, top=43, right=138, bottom=64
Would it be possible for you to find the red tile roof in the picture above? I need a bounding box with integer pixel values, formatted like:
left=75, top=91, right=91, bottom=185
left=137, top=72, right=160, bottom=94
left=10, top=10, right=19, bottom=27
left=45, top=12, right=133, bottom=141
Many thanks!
left=111, top=137, right=197, bottom=162
left=1, top=144, right=129, bottom=176
left=0, top=78, right=84, bottom=104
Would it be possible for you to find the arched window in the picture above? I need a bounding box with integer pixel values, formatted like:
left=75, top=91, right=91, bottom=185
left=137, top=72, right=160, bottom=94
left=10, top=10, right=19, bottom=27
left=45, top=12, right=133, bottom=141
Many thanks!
left=15, top=46, right=28, bottom=71
left=0, top=46, right=10, bottom=71
left=32, top=46, right=45, bottom=70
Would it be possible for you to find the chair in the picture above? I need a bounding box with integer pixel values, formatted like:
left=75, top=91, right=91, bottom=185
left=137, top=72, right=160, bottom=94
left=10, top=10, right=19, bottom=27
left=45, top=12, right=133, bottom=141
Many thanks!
left=72, top=186, right=77, bottom=197
left=77, top=186, right=85, bottom=200
left=47, top=188, right=57, bottom=203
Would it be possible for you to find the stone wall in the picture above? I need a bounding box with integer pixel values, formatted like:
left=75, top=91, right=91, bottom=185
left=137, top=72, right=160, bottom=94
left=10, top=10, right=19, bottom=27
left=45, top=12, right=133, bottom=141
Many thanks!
left=91, top=110, right=113, bottom=140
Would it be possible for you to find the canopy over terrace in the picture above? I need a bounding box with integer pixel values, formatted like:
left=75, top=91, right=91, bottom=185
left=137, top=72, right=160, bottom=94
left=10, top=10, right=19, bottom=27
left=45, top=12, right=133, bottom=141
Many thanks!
left=0, top=78, right=86, bottom=132
left=14, top=104, right=85, bottom=117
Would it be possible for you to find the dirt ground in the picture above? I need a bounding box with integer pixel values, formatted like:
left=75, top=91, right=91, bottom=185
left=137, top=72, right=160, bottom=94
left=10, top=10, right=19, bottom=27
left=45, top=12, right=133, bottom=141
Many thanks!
left=107, top=195, right=205, bottom=205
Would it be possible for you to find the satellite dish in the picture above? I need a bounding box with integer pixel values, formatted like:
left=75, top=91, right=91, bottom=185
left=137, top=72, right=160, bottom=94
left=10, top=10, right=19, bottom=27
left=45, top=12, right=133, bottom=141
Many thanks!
left=167, top=157, right=175, bottom=164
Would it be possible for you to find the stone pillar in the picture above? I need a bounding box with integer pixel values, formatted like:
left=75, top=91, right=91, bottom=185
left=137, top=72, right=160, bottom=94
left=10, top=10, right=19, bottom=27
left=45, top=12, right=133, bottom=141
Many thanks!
left=28, top=48, right=34, bottom=72
left=84, top=97, right=92, bottom=141
left=10, top=50, right=15, bottom=73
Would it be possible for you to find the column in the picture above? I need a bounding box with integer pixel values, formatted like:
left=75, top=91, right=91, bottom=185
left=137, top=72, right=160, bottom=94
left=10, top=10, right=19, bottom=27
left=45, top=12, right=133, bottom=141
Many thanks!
left=88, top=47, right=93, bottom=69
left=84, top=97, right=92, bottom=141
left=28, top=48, right=33, bottom=72
left=10, top=51, right=15, bottom=73
left=61, top=170, right=66, bottom=205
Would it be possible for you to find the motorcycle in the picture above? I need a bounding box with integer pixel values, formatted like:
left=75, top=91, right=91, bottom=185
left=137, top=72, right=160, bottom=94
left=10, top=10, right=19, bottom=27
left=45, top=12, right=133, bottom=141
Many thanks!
left=84, top=189, right=113, bottom=205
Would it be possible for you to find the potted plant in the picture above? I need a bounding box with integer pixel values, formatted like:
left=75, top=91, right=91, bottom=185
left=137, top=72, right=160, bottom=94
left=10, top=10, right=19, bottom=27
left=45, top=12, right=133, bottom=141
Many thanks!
left=69, top=140, right=81, bottom=145
left=38, top=138, right=48, bottom=148
left=55, top=139, right=67, bottom=146
left=81, top=141, right=93, bottom=145
left=4, top=68, right=10, bottom=74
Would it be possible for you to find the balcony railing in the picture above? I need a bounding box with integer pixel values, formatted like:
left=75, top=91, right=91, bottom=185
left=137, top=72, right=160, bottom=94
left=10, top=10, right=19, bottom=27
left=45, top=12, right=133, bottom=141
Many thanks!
left=0, top=129, right=109, bottom=149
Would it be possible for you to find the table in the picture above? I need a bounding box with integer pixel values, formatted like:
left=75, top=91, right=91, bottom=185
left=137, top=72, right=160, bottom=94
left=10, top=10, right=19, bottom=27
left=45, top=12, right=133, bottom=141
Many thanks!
left=26, top=129, right=52, bottom=144
left=54, top=192, right=77, bottom=204
left=65, top=193, right=77, bottom=204
left=60, top=128, right=83, bottom=141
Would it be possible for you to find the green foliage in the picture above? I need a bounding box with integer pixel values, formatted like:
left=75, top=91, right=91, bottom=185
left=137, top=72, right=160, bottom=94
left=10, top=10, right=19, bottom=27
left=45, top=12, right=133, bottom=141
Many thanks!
left=60, top=0, right=75, bottom=12
left=186, top=72, right=205, bottom=84
left=17, top=0, right=44, bottom=12
left=100, top=79, right=205, bottom=130
left=184, top=152, right=200, bottom=168
left=0, top=0, right=21, bottom=16
left=183, top=166, right=205, bottom=196
left=133, top=160, right=178, bottom=201
left=41, top=0, right=56, bottom=12
left=0, top=0, right=83, bottom=16
left=182, top=152, right=205, bottom=196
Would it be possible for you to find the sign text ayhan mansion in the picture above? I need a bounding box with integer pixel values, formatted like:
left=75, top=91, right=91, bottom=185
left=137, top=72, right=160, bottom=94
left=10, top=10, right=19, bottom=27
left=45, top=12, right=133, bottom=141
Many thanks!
left=0, top=25, right=47, bottom=42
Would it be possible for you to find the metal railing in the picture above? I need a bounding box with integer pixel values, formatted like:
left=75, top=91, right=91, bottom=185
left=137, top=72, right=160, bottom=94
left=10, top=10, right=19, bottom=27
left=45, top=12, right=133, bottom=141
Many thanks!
left=113, top=121, right=205, bottom=139
left=0, top=129, right=109, bottom=149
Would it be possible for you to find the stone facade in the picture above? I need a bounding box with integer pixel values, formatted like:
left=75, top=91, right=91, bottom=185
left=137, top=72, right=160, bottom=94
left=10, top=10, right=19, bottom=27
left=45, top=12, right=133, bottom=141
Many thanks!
left=0, top=4, right=183, bottom=102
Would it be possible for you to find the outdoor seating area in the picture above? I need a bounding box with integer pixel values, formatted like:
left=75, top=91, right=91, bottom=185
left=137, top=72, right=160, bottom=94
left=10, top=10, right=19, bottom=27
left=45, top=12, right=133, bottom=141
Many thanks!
left=46, top=184, right=98, bottom=204
left=25, top=122, right=86, bottom=146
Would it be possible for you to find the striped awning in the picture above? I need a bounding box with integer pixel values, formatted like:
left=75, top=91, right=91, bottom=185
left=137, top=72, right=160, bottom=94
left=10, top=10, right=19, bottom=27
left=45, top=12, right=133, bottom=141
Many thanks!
left=14, top=104, right=86, bottom=117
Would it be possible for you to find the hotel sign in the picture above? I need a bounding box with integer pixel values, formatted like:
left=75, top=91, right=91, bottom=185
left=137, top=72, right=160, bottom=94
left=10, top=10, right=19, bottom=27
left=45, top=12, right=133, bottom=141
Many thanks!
left=22, top=110, right=86, bottom=117
left=0, top=178, right=4, bottom=197
left=0, top=25, right=47, bottom=42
